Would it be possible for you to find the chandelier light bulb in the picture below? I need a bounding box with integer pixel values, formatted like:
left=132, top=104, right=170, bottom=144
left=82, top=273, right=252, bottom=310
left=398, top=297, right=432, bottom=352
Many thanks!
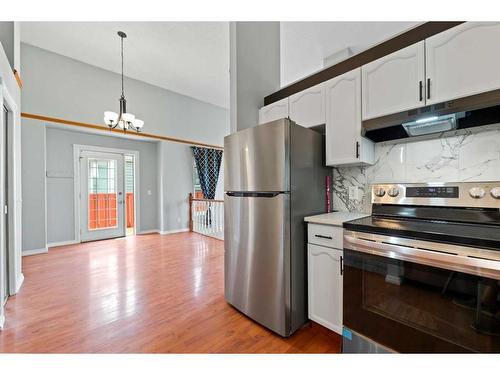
left=122, top=113, right=135, bottom=123
left=133, top=119, right=144, bottom=130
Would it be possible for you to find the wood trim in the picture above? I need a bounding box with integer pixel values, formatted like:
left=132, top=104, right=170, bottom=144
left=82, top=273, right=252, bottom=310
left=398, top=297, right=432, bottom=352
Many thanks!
left=13, top=69, right=23, bottom=89
left=21, top=112, right=224, bottom=150
left=192, top=198, right=224, bottom=203
left=264, top=21, right=464, bottom=106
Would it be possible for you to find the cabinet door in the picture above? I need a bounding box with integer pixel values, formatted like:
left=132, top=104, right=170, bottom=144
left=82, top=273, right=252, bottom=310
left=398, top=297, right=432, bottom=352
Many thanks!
left=289, top=83, right=325, bottom=127
left=325, top=68, right=373, bottom=166
left=425, top=22, right=500, bottom=105
left=362, top=41, right=425, bottom=120
left=307, top=244, right=343, bottom=334
left=258, top=98, right=289, bottom=125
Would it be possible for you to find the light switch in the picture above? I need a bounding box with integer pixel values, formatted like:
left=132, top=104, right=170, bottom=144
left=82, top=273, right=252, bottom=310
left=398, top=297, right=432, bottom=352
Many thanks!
left=147, top=190, right=152, bottom=196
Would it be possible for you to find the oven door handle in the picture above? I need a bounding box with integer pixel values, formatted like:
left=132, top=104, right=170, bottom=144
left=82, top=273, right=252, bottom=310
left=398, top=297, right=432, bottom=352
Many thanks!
left=343, top=234, right=500, bottom=280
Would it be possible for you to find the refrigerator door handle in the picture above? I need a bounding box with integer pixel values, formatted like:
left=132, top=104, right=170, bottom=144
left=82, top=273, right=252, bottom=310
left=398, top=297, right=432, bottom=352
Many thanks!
left=226, top=192, right=283, bottom=198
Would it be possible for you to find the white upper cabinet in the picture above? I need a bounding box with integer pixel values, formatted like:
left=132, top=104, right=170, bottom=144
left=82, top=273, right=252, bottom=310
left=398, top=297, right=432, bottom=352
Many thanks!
left=258, top=98, right=289, bottom=125
left=425, top=22, right=500, bottom=105
left=288, top=83, right=325, bottom=127
left=362, top=41, right=425, bottom=120
left=325, top=68, right=374, bottom=166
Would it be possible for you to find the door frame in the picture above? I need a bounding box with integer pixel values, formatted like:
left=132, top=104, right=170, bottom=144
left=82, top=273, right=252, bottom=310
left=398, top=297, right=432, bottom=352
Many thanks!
left=0, top=79, right=23, bottom=329
left=73, top=144, right=140, bottom=243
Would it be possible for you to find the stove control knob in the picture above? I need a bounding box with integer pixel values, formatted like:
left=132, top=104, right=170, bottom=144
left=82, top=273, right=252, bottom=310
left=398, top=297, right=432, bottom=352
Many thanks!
left=388, top=187, right=399, bottom=197
left=490, top=187, right=500, bottom=199
left=469, top=187, right=486, bottom=199
left=374, top=187, right=386, bottom=197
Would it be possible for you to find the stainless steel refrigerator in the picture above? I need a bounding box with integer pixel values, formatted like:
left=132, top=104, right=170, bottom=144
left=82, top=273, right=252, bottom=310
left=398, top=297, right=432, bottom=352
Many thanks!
left=224, top=118, right=330, bottom=337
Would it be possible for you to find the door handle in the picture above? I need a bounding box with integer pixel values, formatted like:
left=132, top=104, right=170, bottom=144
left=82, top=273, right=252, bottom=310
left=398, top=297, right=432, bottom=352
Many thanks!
left=427, top=78, right=431, bottom=99
left=355, top=141, right=360, bottom=159
left=315, top=234, right=333, bottom=240
left=340, top=255, right=344, bottom=275
left=419, top=81, right=423, bottom=101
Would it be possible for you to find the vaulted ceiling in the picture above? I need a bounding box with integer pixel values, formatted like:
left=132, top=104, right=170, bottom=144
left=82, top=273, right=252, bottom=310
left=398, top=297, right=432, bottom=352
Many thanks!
left=21, top=22, right=230, bottom=109
left=21, top=22, right=421, bottom=110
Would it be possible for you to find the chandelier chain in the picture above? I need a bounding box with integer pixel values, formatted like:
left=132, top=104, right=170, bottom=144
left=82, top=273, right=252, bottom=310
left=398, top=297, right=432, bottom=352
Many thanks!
left=121, top=35, right=124, bottom=97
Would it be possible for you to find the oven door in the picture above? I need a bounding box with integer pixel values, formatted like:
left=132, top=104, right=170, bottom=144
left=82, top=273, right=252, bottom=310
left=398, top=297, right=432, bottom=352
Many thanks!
left=343, top=231, right=500, bottom=353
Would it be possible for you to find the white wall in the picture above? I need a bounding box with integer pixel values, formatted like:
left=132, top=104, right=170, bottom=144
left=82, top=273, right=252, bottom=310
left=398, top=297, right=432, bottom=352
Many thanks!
left=280, top=22, right=418, bottom=87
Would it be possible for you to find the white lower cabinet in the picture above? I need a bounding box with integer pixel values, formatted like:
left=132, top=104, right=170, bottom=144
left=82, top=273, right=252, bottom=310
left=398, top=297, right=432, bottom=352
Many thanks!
left=307, top=243, right=343, bottom=334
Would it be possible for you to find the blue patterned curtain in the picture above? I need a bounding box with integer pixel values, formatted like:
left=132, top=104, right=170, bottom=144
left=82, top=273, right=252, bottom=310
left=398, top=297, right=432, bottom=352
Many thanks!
left=191, top=147, right=223, bottom=199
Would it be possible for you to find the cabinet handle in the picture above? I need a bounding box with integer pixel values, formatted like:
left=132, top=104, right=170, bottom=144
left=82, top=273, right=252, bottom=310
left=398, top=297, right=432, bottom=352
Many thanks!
left=340, top=256, right=344, bottom=276
left=427, top=78, right=431, bottom=100
left=355, top=141, right=360, bottom=159
left=315, top=234, right=333, bottom=240
left=419, top=81, right=423, bottom=101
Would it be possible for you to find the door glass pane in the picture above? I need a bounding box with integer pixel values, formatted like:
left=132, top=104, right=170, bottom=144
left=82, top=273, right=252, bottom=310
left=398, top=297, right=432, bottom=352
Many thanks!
left=88, top=158, right=117, bottom=230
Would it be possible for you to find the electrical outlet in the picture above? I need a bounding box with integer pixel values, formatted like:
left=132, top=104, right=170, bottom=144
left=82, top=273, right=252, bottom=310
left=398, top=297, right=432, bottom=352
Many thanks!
left=349, top=186, right=360, bottom=201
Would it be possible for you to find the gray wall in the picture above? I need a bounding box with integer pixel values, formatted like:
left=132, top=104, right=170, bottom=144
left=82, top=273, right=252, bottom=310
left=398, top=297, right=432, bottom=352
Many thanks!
left=45, top=127, right=158, bottom=244
left=157, top=142, right=193, bottom=233
left=21, top=43, right=229, bottom=146
left=0, top=22, right=14, bottom=69
left=230, top=22, right=280, bottom=133
left=157, top=142, right=224, bottom=234
left=21, top=119, right=46, bottom=251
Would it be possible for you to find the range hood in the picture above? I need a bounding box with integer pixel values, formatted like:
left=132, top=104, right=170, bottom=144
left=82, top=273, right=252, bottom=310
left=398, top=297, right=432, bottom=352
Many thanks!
left=363, top=89, right=500, bottom=142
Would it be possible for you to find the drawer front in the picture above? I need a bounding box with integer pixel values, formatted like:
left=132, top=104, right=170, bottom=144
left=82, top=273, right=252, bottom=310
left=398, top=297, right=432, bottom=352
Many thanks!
left=308, top=223, right=343, bottom=249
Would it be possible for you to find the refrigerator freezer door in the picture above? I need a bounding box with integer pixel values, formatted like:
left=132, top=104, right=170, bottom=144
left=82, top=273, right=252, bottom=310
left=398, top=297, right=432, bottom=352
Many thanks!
left=224, top=119, right=289, bottom=192
left=224, top=192, right=290, bottom=336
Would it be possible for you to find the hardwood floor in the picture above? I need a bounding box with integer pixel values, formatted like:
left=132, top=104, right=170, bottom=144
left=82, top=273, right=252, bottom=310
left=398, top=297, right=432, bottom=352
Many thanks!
left=0, top=233, right=341, bottom=353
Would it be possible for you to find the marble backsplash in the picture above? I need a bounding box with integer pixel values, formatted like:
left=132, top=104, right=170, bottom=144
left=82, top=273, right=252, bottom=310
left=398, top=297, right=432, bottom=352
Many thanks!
left=332, top=125, right=500, bottom=213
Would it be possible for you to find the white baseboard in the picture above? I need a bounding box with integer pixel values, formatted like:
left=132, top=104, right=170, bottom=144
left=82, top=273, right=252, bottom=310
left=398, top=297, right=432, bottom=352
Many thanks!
left=48, top=240, right=79, bottom=248
left=15, top=273, right=24, bottom=294
left=159, top=228, right=190, bottom=235
left=22, top=247, right=48, bottom=257
left=136, top=229, right=160, bottom=235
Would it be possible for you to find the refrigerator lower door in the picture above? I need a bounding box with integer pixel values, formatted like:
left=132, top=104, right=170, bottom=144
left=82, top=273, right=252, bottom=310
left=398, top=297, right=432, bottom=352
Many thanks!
left=224, top=192, right=290, bottom=336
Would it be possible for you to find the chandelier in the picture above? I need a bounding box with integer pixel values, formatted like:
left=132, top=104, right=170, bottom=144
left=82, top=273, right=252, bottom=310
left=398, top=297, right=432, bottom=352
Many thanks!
left=104, top=31, right=144, bottom=132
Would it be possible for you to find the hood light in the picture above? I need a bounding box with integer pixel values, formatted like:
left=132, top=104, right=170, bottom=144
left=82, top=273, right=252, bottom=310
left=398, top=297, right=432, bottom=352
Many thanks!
left=402, top=114, right=456, bottom=137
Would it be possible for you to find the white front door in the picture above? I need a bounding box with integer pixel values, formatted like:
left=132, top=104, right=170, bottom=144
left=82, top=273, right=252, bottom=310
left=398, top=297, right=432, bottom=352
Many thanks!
left=80, top=151, right=125, bottom=242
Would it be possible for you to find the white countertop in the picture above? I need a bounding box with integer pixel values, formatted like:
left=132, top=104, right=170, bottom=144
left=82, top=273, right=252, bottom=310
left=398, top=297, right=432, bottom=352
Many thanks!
left=304, top=212, right=370, bottom=227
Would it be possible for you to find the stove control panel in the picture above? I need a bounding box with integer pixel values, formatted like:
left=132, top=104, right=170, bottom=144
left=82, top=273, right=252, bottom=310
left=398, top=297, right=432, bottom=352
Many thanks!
left=371, top=182, right=500, bottom=208
left=406, top=186, right=459, bottom=198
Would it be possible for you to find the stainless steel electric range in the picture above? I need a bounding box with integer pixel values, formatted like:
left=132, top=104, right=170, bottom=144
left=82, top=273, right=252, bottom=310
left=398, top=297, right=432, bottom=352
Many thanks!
left=342, top=182, right=500, bottom=353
